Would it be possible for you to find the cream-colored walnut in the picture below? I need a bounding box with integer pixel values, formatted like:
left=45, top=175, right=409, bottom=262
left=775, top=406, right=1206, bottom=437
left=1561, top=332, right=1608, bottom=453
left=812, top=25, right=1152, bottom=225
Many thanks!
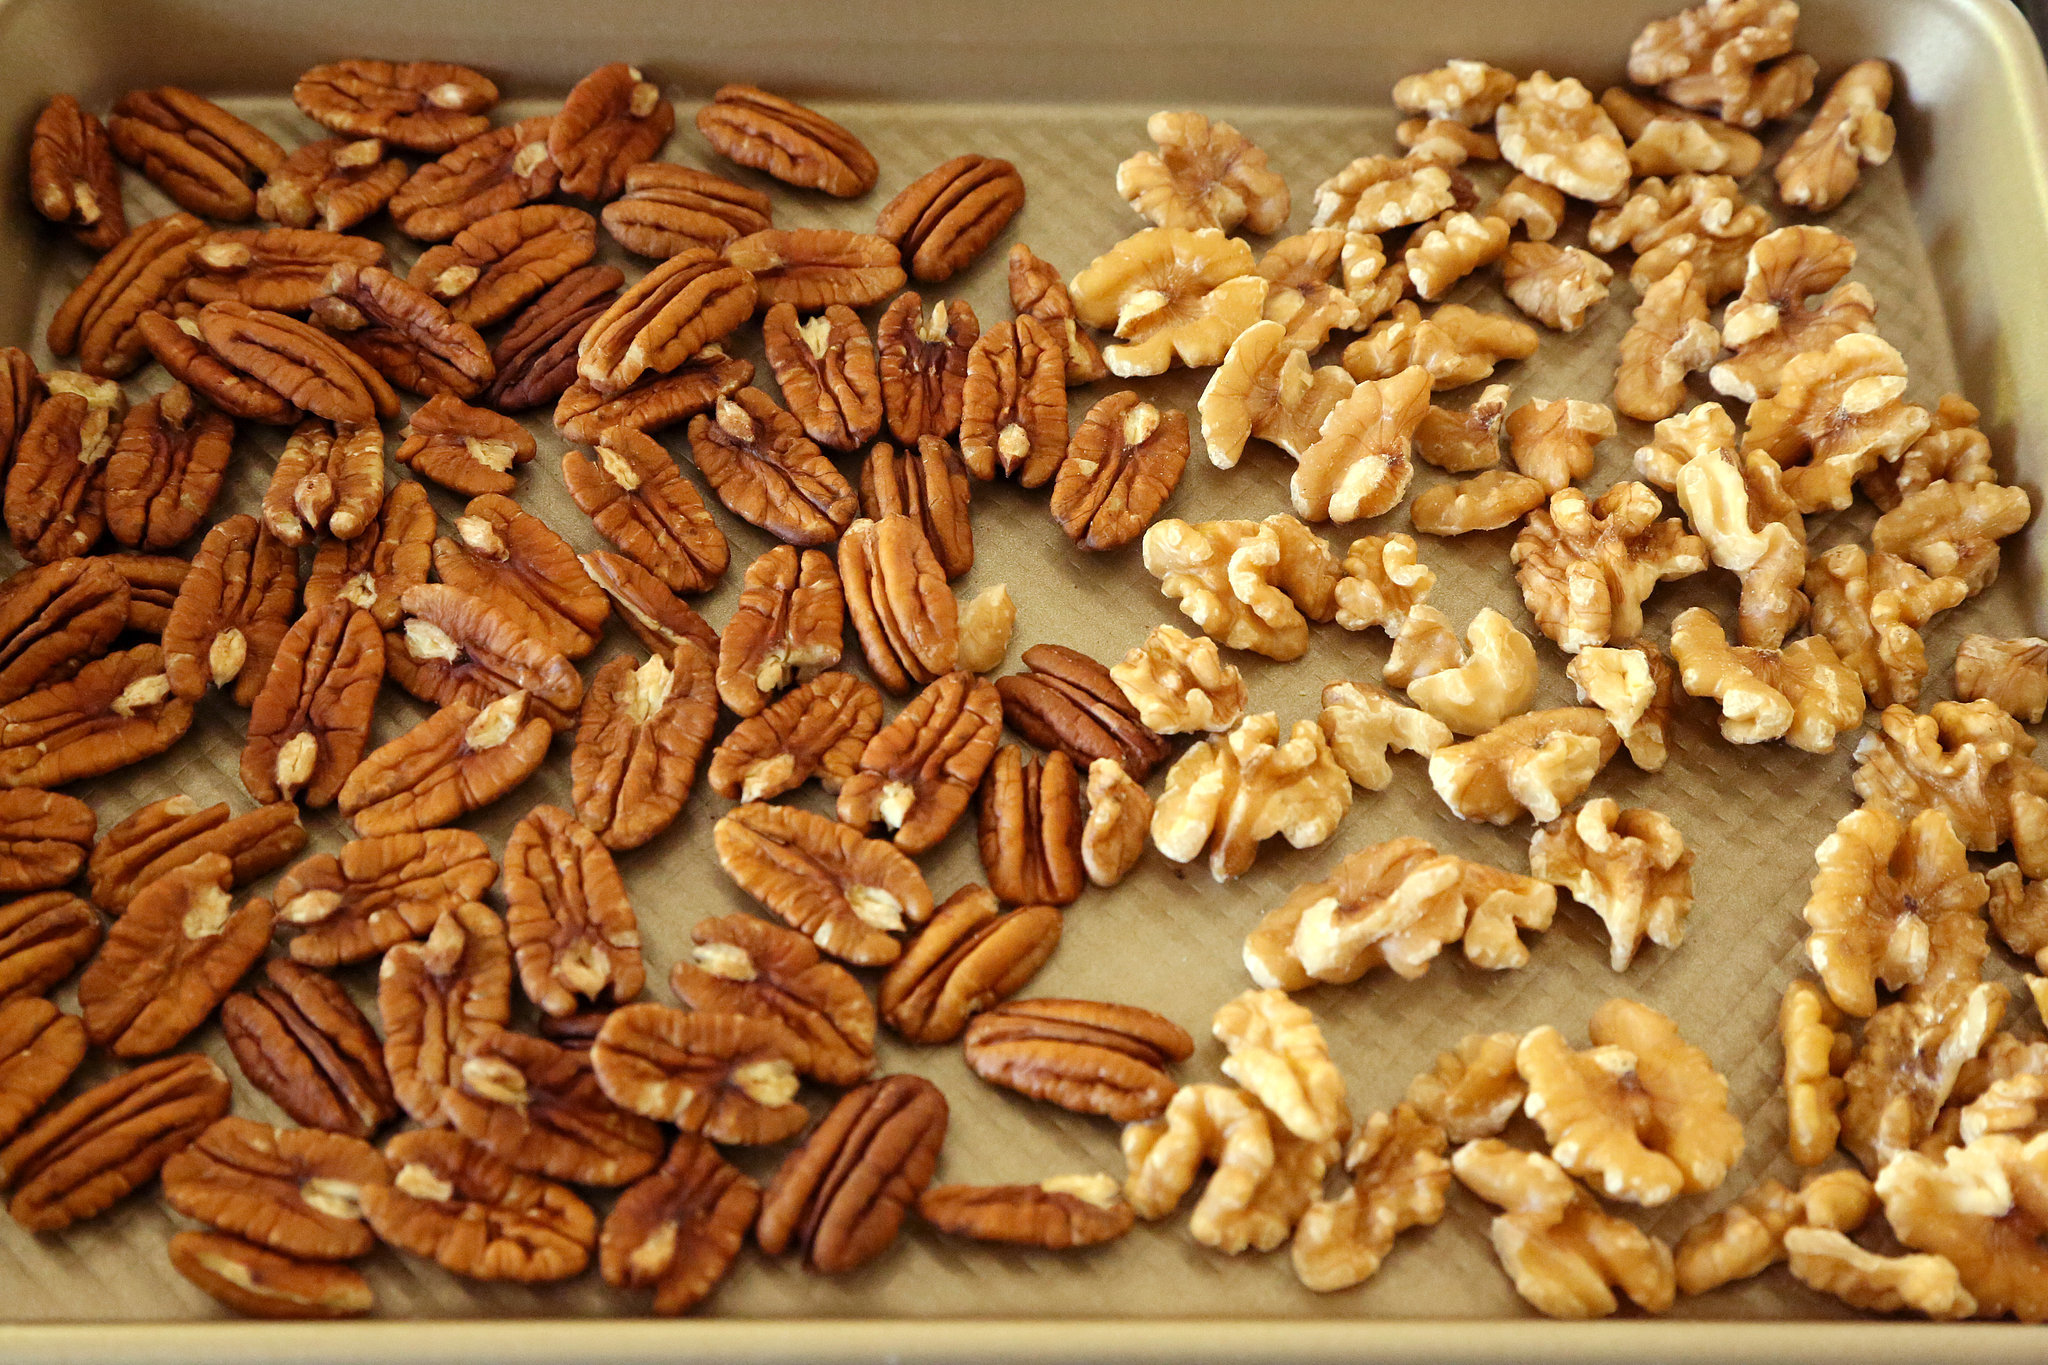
left=1213, top=988, right=1351, bottom=1144
left=1116, top=110, right=1291, bottom=235
left=1710, top=226, right=1877, bottom=405
left=1805, top=546, right=1965, bottom=709
left=1402, top=608, right=1538, bottom=737
left=1781, top=978, right=1853, bottom=1166
left=1959, top=1071, right=2048, bottom=1145
left=1517, top=999, right=1744, bottom=1206
left=1495, top=73, right=1631, bottom=204
left=1311, top=154, right=1457, bottom=234
left=1415, top=384, right=1508, bottom=473
left=1956, top=635, right=2048, bottom=725
left=1566, top=643, right=1676, bottom=772
left=1383, top=605, right=1462, bottom=691
left=1503, top=244, right=1612, bottom=332
left=1344, top=249, right=1407, bottom=332
left=1529, top=799, right=1694, bottom=972
left=1670, top=607, right=1863, bottom=752
left=1394, top=118, right=1498, bottom=166
left=1392, top=60, right=1518, bottom=125
left=1852, top=700, right=2048, bottom=878
left=1150, top=712, right=1351, bottom=883
left=1257, top=230, right=1368, bottom=352
left=1635, top=399, right=1738, bottom=491
left=1988, top=863, right=2048, bottom=973
left=1123, top=1083, right=1336, bottom=1254
left=1513, top=483, right=1708, bottom=654
left=1342, top=301, right=1539, bottom=393
left=1405, top=1033, right=1527, bottom=1142
left=1625, top=0, right=1819, bottom=129
left=1198, top=320, right=1358, bottom=469
left=1776, top=60, right=1895, bottom=212
left=1403, top=212, right=1510, bottom=302
left=1452, top=1138, right=1677, bottom=1319
left=1862, top=394, right=1996, bottom=512
left=1331, top=533, right=1434, bottom=636
left=1587, top=173, right=1772, bottom=302
left=1428, top=708, right=1621, bottom=826
left=1492, top=175, right=1566, bottom=242
left=1141, top=512, right=1339, bottom=661
left=1675, top=442, right=1809, bottom=649
left=1411, top=470, right=1548, bottom=536
left=1291, top=1104, right=1450, bottom=1292
left=1742, top=333, right=1931, bottom=514
left=1111, top=623, right=1248, bottom=735
left=1317, top=681, right=1452, bottom=791
left=1082, top=757, right=1151, bottom=889
left=1069, top=227, right=1267, bottom=379
left=1874, top=1126, right=2048, bottom=1320
left=1674, top=1169, right=1875, bottom=1295
left=1842, top=982, right=2007, bottom=1173
left=1783, top=1228, right=1977, bottom=1319
left=1871, top=478, right=2033, bottom=600
left=954, top=584, right=1015, bottom=675
left=1614, top=262, right=1721, bottom=423
left=1506, top=398, right=1614, bottom=495
left=1601, top=86, right=1763, bottom=177
left=1289, top=365, right=1430, bottom=524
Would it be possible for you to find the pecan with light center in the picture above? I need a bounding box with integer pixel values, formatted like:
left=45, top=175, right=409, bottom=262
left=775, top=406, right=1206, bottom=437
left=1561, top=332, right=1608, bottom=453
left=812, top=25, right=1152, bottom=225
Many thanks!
left=0, top=891, right=101, bottom=1007
left=601, top=1135, right=759, bottom=1315
left=340, top=691, right=552, bottom=837
left=715, top=544, right=842, bottom=717
left=577, top=247, right=757, bottom=395
left=573, top=644, right=719, bottom=852
left=603, top=161, right=773, bottom=257
left=301, top=479, right=432, bottom=631
left=713, top=802, right=933, bottom=967
left=146, top=303, right=389, bottom=426
left=756, top=1074, right=948, bottom=1274
left=0, top=643, right=193, bottom=789
left=833, top=670, right=998, bottom=854
left=408, top=205, right=597, bottom=331
left=550, top=63, right=673, bottom=200
left=762, top=303, right=882, bottom=453
left=103, top=383, right=233, bottom=550
left=108, top=87, right=285, bottom=220
left=579, top=550, right=719, bottom=657
left=0, top=557, right=127, bottom=706
left=500, top=804, right=646, bottom=1019
left=592, top=1004, right=808, bottom=1144
left=4, top=372, right=122, bottom=563
left=555, top=346, right=753, bottom=442
left=28, top=94, right=124, bottom=251
left=860, top=437, right=973, bottom=579
left=442, top=1028, right=663, bottom=1187
left=257, top=137, right=407, bottom=233
left=0, top=791, right=94, bottom=895
left=881, top=888, right=1060, bottom=1045
left=1053, top=391, right=1189, bottom=551
left=670, top=914, right=877, bottom=1087
left=839, top=514, right=958, bottom=694
left=87, top=796, right=303, bottom=915
left=46, top=212, right=206, bottom=380
left=708, top=672, right=881, bottom=804
left=388, top=117, right=558, bottom=242
left=310, top=262, right=494, bottom=400
left=485, top=265, right=623, bottom=413
left=262, top=418, right=384, bottom=546
left=876, top=153, right=1026, bottom=283
left=959, top=316, right=1068, bottom=487
left=294, top=60, right=496, bottom=151
left=162, top=1115, right=390, bottom=1260
left=696, top=84, right=878, bottom=197
left=221, top=957, right=397, bottom=1139
left=361, top=1128, right=594, bottom=1282
left=564, top=426, right=729, bottom=595
left=878, top=291, right=978, bottom=442
left=168, top=1230, right=374, bottom=1320
left=275, top=828, right=496, bottom=969
left=433, top=494, right=607, bottom=659
left=241, top=600, right=383, bottom=808
left=393, top=394, right=534, bottom=498
left=0, top=998, right=86, bottom=1147
left=388, top=583, right=586, bottom=732
left=963, top=998, right=1192, bottom=1121
left=187, top=228, right=386, bottom=313
left=687, top=388, right=858, bottom=545
left=377, top=901, right=512, bottom=1124
left=724, top=228, right=907, bottom=313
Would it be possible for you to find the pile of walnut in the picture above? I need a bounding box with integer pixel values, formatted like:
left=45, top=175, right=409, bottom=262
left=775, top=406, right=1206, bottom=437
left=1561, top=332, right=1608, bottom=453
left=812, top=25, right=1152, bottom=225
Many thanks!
left=1, top=0, right=2042, bottom=1328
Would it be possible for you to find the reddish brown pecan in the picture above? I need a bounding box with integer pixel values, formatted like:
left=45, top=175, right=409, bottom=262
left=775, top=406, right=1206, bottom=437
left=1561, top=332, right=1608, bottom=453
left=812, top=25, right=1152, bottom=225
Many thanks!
left=505, top=804, right=645, bottom=1015
left=275, top=828, right=496, bottom=968
left=0, top=348, right=37, bottom=479
left=186, top=229, right=386, bottom=313
left=1009, top=243, right=1109, bottom=385
left=708, top=671, right=882, bottom=803
left=593, top=1004, right=810, bottom=1144
left=388, top=117, right=558, bottom=241
left=263, top=419, right=384, bottom=547
left=485, top=265, right=623, bottom=413
left=46, top=212, right=206, bottom=380
left=257, top=137, right=408, bottom=233
left=579, top=550, right=718, bottom=656
left=670, top=913, right=877, bottom=1086
left=756, top=1074, right=948, bottom=1274
left=410, top=205, right=599, bottom=329
left=919, top=1180, right=1134, bottom=1248
left=0, top=891, right=101, bottom=1006
left=310, top=262, right=494, bottom=400
left=28, top=94, right=125, bottom=251
left=161, top=1115, right=390, bottom=1259
left=713, top=802, right=934, bottom=967
left=604, top=162, right=773, bottom=258
left=576, top=249, right=757, bottom=395
left=572, top=643, right=719, bottom=852
left=0, top=644, right=194, bottom=789
left=107, top=87, right=284, bottom=220
left=87, top=797, right=303, bottom=915
left=433, top=494, right=608, bottom=658
left=133, top=310, right=297, bottom=426
left=880, top=887, right=1061, bottom=1044
left=839, top=671, right=1003, bottom=855
left=168, top=1230, right=374, bottom=1319
left=725, top=228, right=906, bottom=313
left=687, top=388, right=858, bottom=546
left=859, top=438, right=974, bottom=581
left=101, top=553, right=186, bottom=635
left=0, top=998, right=87, bottom=1147
left=199, top=300, right=402, bottom=424
left=302, top=479, right=433, bottom=632
left=762, top=303, right=883, bottom=452
left=1053, top=391, right=1190, bottom=551
left=377, top=901, right=513, bottom=1124
left=554, top=347, right=753, bottom=442
left=387, top=583, right=586, bottom=732
left=0, top=791, right=95, bottom=895
left=961, top=998, right=1193, bottom=1121
left=162, top=516, right=297, bottom=706
left=221, top=957, right=397, bottom=1138
left=996, top=642, right=1170, bottom=780
left=78, top=855, right=273, bottom=1057
left=0, top=1052, right=229, bottom=1231
left=978, top=746, right=1086, bottom=906
left=875, top=155, right=1026, bottom=283
left=839, top=514, right=958, bottom=694
left=338, top=691, right=552, bottom=837
left=550, top=63, right=674, bottom=199
left=601, top=1134, right=760, bottom=1315
left=696, top=84, right=879, bottom=197
left=442, top=1028, right=663, bottom=1186
left=395, top=394, right=536, bottom=497
left=959, top=315, right=1068, bottom=486
left=104, top=384, right=233, bottom=550
left=877, top=291, right=978, bottom=444
left=5, top=373, right=122, bottom=563
left=293, top=60, right=498, bottom=153
left=361, top=1128, right=595, bottom=1282
left=242, top=600, right=385, bottom=808
left=716, top=544, right=844, bottom=717
left=0, top=557, right=128, bottom=706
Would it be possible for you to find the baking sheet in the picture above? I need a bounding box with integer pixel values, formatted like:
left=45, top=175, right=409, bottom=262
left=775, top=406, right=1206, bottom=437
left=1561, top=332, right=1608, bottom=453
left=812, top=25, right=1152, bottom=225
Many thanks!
left=0, top=0, right=2045, bottom=1344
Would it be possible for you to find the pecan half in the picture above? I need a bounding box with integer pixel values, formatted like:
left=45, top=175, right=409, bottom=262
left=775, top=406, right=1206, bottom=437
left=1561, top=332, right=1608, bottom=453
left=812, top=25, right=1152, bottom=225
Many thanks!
left=875, top=154, right=1025, bottom=283
left=762, top=303, right=882, bottom=452
left=108, top=87, right=284, bottom=220
left=168, top=1230, right=373, bottom=1320
left=396, top=394, right=537, bottom=497
left=716, top=544, right=845, bottom=717
left=593, top=1004, right=809, bottom=1143
left=163, top=516, right=298, bottom=706
left=605, top=162, right=773, bottom=257
left=87, top=797, right=304, bottom=915
left=387, top=583, right=586, bottom=732
left=0, top=792, right=94, bottom=895
left=28, top=94, right=125, bottom=251
left=0, top=557, right=127, bottom=706
left=724, top=229, right=906, bottom=312
left=572, top=644, right=719, bottom=851
left=839, top=514, right=958, bottom=694
left=713, top=802, right=934, bottom=966
left=485, top=265, right=623, bottom=413
left=996, top=643, right=1170, bottom=780
left=555, top=348, right=754, bottom=443
left=878, top=292, right=978, bottom=443
left=46, top=212, right=206, bottom=380
left=104, top=383, right=234, bottom=550
left=601, top=1135, right=760, bottom=1315
left=959, top=316, right=1068, bottom=486
left=411, top=205, right=599, bottom=329
left=262, top=418, right=385, bottom=546
left=695, top=84, right=878, bottom=197
left=0, top=998, right=86, bottom=1147
left=919, top=1178, right=1135, bottom=1249
left=339, top=691, right=552, bottom=837
left=1053, top=391, right=1190, bottom=550
left=880, top=887, right=1061, bottom=1044
left=102, top=553, right=186, bottom=634
left=687, top=388, right=858, bottom=545
left=310, top=262, right=494, bottom=400
left=5, top=373, right=122, bottom=563
left=579, top=550, right=719, bottom=657
left=162, top=1115, right=389, bottom=1259
left=275, top=828, right=496, bottom=968
left=198, top=300, right=402, bottom=425
left=78, top=855, right=273, bottom=1057
left=388, top=117, right=558, bottom=241
left=576, top=249, right=757, bottom=395
left=1010, top=244, right=1109, bottom=384
left=0, top=1052, right=229, bottom=1231
left=708, top=671, right=883, bottom=803
left=962, top=998, right=1192, bottom=1121
left=978, top=746, right=1086, bottom=906
left=221, top=957, right=397, bottom=1139
left=187, top=228, right=387, bottom=313
left=361, top=1128, right=595, bottom=1282
left=242, top=600, right=384, bottom=808
left=839, top=671, right=1002, bottom=854
left=505, top=804, right=645, bottom=1016
left=0, top=644, right=193, bottom=789
left=302, top=480, right=432, bottom=631
left=442, top=1028, right=663, bottom=1186
left=133, top=310, right=297, bottom=426
left=550, top=64, right=674, bottom=199
left=859, top=438, right=973, bottom=580
left=564, top=428, right=729, bottom=595
left=670, top=914, right=877, bottom=1086
left=257, top=138, right=408, bottom=233
left=293, top=60, right=497, bottom=152
left=377, top=901, right=513, bottom=1124
left=0, top=891, right=100, bottom=1006
left=756, top=1074, right=948, bottom=1274
left=0, top=348, right=36, bottom=477
left=433, top=494, right=608, bottom=658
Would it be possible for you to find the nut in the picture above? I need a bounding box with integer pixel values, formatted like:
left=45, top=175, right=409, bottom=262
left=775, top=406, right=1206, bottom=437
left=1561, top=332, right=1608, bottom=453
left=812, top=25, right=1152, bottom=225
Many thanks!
left=996, top=643, right=1170, bottom=781
left=1341, top=301, right=1539, bottom=392
left=724, top=228, right=907, bottom=312
left=293, top=60, right=496, bottom=152
left=1494, top=73, right=1630, bottom=203
left=0, top=557, right=129, bottom=707
left=45, top=212, right=206, bottom=379
left=28, top=94, right=125, bottom=250
left=877, top=292, right=978, bottom=443
left=1405, top=1032, right=1527, bottom=1142
left=389, top=582, right=585, bottom=732
left=1587, top=173, right=1771, bottom=302
left=1116, top=111, right=1288, bottom=235
left=713, top=802, right=933, bottom=967
left=976, top=747, right=1085, bottom=906
left=1291, top=1104, right=1450, bottom=1291
left=220, top=957, right=396, bottom=1139
left=564, top=426, right=730, bottom=596
left=104, top=383, right=234, bottom=551
left=762, top=303, right=882, bottom=453
left=1780, top=978, right=1852, bottom=1166
left=1287, top=365, right=1429, bottom=523
left=240, top=600, right=383, bottom=809
left=1565, top=642, right=1677, bottom=771
left=1069, top=227, right=1267, bottom=379
left=1053, top=391, right=1189, bottom=551
left=1396, top=118, right=1498, bottom=165
left=387, top=117, right=559, bottom=243
left=919, top=1177, right=1135, bottom=1250
left=1317, top=681, right=1452, bottom=790
left=876, top=153, right=1025, bottom=283
left=1121, top=1082, right=1336, bottom=1253
left=4, top=373, right=121, bottom=562
left=1615, top=263, right=1722, bottom=422
left=717, top=544, right=844, bottom=717
left=310, top=263, right=491, bottom=402
left=188, top=227, right=387, bottom=314
left=548, top=63, right=673, bottom=201
left=0, top=891, right=100, bottom=1007
left=1494, top=174, right=1568, bottom=242
left=860, top=436, right=974, bottom=578
left=573, top=644, right=720, bottom=852
left=687, top=388, right=858, bottom=545
left=301, top=480, right=432, bottom=631
left=1854, top=702, right=2048, bottom=879
left=1709, top=226, right=1876, bottom=404
left=0, top=998, right=86, bottom=1147
left=1256, top=230, right=1370, bottom=351
left=1871, top=477, right=2033, bottom=599
left=1393, top=60, right=1518, bottom=124
left=257, top=138, right=407, bottom=233
left=575, top=249, right=756, bottom=395
left=756, top=1074, right=947, bottom=1274
left=1805, top=545, right=1966, bottom=708
left=1600, top=86, right=1763, bottom=177
left=376, top=901, right=513, bottom=1124
left=1428, top=708, right=1621, bottom=826
left=275, top=828, right=497, bottom=969
left=1110, top=624, right=1248, bottom=735
left=87, top=796, right=303, bottom=915
left=1311, top=154, right=1458, bottom=234
left=1875, top=1128, right=2048, bottom=1319
left=0, top=643, right=193, bottom=789
left=1141, top=512, right=1340, bottom=661
left=1742, top=331, right=1932, bottom=513
left=108, top=88, right=285, bottom=220
left=579, top=550, right=719, bottom=658
left=1400, top=609, right=1539, bottom=736
left=0, top=349, right=35, bottom=475
left=1672, top=433, right=1809, bottom=649
left=880, top=887, right=1060, bottom=1044
left=1213, top=988, right=1350, bottom=1144
left=959, top=316, right=1069, bottom=487
left=1670, top=606, right=1864, bottom=752
left=1625, top=0, right=1818, bottom=128
left=603, top=161, right=773, bottom=258
left=1862, top=393, right=1995, bottom=512
left=339, top=692, right=551, bottom=837
left=839, top=672, right=1002, bottom=856
left=1957, top=635, right=2048, bottom=724
left=1009, top=244, right=1108, bottom=384
left=1529, top=800, right=1694, bottom=970
left=1403, top=210, right=1510, bottom=301
left=166, top=1228, right=360, bottom=1319
left=695, top=83, right=878, bottom=197
left=1151, top=713, right=1351, bottom=882
left=599, top=1135, right=759, bottom=1314
left=964, top=998, right=1191, bottom=1121
left=437, top=495, right=608, bottom=660
left=1776, top=59, right=1894, bottom=210
left=410, top=205, right=598, bottom=329
left=1842, top=982, right=2006, bottom=1171
left=0, top=791, right=94, bottom=895
left=1674, top=1169, right=1875, bottom=1295
left=1199, top=320, right=1359, bottom=469
left=161, top=1115, right=389, bottom=1260
left=957, top=587, right=1020, bottom=684
left=838, top=515, right=958, bottom=694
left=360, top=1128, right=594, bottom=1282
left=1501, top=243, right=1611, bottom=332
left=1505, top=397, right=1614, bottom=497
left=261, top=419, right=384, bottom=547
left=670, top=914, right=875, bottom=1086
left=1783, top=1228, right=1977, bottom=1320
left=1513, top=482, right=1708, bottom=653
left=442, top=1029, right=663, bottom=1186
left=1411, top=470, right=1548, bottom=536
left=1332, top=533, right=1435, bottom=637
left=505, top=805, right=645, bottom=1018
left=1081, top=757, right=1152, bottom=889
left=396, top=393, right=537, bottom=497
left=708, top=672, right=882, bottom=804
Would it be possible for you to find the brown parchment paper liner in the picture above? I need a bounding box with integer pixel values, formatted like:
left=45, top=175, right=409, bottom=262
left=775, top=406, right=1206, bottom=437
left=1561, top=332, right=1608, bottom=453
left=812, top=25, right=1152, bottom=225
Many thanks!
left=0, top=79, right=2034, bottom=1327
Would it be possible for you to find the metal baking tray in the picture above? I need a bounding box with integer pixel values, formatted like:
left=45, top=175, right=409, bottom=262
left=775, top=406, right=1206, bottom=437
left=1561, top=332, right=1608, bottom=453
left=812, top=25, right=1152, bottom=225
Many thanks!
left=3, top=0, right=2048, bottom=1358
